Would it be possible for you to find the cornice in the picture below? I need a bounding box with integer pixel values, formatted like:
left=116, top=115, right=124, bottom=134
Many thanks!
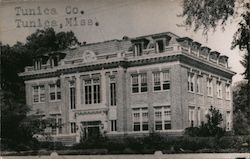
left=20, top=53, right=235, bottom=80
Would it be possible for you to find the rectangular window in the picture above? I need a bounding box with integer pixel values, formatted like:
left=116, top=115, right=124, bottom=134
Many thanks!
left=84, top=78, right=101, bottom=105
left=140, top=73, right=148, bottom=92
left=33, top=85, right=45, bottom=103
left=196, top=76, right=202, bottom=94
left=93, top=79, right=101, bottom=104
left=110, top=77, right=116, bottom=106
left=85, top=80, right=92, bottom=104
left=39, top=85, right=45, bottom=102
left=153, top=71, right=170, bottom=91
left=226, top=111, right=231, bottom=131
left=156, top=40, right=164, bottom=53
left=216, top=81, right=222, bottom=98
left=33, top=86, right=39, bottom=103
left=207, top=78, right=213, bottom=96
left=132, top=108, right=149, bottom=131
left=197, top=107, right=201, bottom=126
left=225, top=84, right=231, bottom=100
left=49, top=83, right=61, bottom=101
left=110, top=120, right=117, bottom=132
left=58, top=118, right=62, bottom=134
left=134, top=43, right=143, bottom=56
left=153, top=72, right=161, bottom=91
left=131, top=74, right=139, bottom=93
left=131, top=73, right=148, bottom=93
left=51, top=118, right=57, bottom=135
left=188, top=107, right=195, bottom=127
left=154, top=106, right=171, bottom=131
left=70, top=122, right=76, bottom=134
left=162, top=71, right=170, bottom=90
left=188, top=73, right=195, bottom=92
left=69, top=81, right=76, bottom=109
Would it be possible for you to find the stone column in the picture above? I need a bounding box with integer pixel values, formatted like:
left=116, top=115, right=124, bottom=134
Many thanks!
left=75, top=74, right=81, bottom=109
left=101, top=69, right=107, bottom=106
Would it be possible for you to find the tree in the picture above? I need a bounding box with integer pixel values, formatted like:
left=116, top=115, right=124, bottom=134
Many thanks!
left=185, top=106, right=225, bottom=137
left=1, top=28, right=79, bottom=150
left=181, top=0, right=250, bottom=132
left=25, top=28, right=79, bottom=57
left=233, top=81, right=249, bottom=135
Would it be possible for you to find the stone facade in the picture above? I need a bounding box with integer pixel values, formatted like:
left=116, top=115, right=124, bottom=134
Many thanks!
left=19, top=32, right=235, bottom=144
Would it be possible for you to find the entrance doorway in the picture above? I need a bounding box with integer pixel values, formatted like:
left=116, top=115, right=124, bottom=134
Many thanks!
left=81, top=121, right=102, bottom=140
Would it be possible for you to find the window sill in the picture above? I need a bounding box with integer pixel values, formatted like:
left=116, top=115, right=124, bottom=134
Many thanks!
left=188, top=91, right=195, bottom=94
left=33, top=102, right=45, bottom=104
left=153, top=89, right=170, bottom=93
left=207, top=95, right=213, bottom=98
left=49, top=100, right=61, bottom=102
left=131, top=131, right=149, bottom=133
left=131, top=92, right=148, bottom=94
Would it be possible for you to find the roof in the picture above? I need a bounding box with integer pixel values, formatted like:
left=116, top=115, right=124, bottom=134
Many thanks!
left=62, top=32, right=179, bottom=60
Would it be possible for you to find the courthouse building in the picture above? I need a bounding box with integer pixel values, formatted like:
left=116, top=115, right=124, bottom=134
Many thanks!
left=19, top=32, right=235, bottom=144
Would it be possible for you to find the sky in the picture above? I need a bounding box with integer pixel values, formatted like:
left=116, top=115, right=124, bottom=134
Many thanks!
left=0, top=0, right=245, bottom=83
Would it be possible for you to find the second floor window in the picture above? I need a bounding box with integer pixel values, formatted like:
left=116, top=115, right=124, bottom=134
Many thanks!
left=225, top=84, right=231, bottom=100
left=110, top=77, right=116, bottom=106
left=216, top=81, right=222, bottom=98
left=131, top=73, right=148, bottom=93
left=196, top=76, right=202, bottom=94
left=207, top=78, right=213, bottom=96
left=153, top=71, right=170, bottom=91
left=33, top=85, right=45, bottom=103
left=84, top=78, right=101, bottom=104
left=69, top=81, right=76, bottom=109
left=49, top=83, right=61, bottom=101
left=188, top=73, right=195, bottom=92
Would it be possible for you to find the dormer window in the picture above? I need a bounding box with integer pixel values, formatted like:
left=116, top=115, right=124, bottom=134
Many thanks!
left=200, top=47, right=211, bottom=60
left=34, top=59, right=42, bottom=70
left=209, top=51, right=220, bottom=63
left=218, top=55, right=228, bottom=67
left=50, top=56, right=59, bottom=67
left=134, top=43, right=143, bottom=56
left=155, top=39, right=164, bottom=53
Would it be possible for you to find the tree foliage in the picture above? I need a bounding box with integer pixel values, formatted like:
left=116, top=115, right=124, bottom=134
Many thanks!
left=181, top=0, right=250, bottom=133
left=233, top=81, right=249, bottom=135
left=181, top=0, right=249, bottom=79
left=1, top=28, right=79, bottom=150
left=181, top=0, right=235, bottom=34
left=185, top=106, right=225, bottom=137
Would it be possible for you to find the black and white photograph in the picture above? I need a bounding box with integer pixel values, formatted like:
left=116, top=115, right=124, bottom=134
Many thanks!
left=0, top=0, right=249, bottom=158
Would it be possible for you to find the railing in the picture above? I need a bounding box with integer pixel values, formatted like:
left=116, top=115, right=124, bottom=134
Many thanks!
left=23, top=44, right=229, bottom=73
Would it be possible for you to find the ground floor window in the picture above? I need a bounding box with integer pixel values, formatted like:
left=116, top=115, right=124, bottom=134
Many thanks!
left=70, top=122, right=77, bottom=133
left=132, top=108, right=149, bottom=131
left=188, top=107, right=195, bottom=127
left=154, top=106, right=171, bottom=130
left=110, top=120, right=117, bottom=132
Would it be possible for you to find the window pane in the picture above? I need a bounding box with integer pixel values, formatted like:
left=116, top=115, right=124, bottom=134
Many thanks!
left=142, top=122, right=149, bottom=131
left=153, top=72, right=161, bottom=91
left=132, top=75, right=139, bottom=93
left=155, top=121, right=162, bottom=130
left=50, top=92, right=56, bottom=100
left=140, top=73, right=148, bottom=92
left=133, top=123, right=140, bottom=131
